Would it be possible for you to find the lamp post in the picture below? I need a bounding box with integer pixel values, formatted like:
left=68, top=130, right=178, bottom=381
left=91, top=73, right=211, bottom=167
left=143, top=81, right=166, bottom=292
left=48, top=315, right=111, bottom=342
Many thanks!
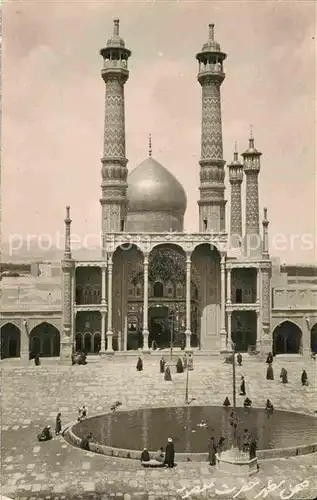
left=232, top=341, right=237, bottom=409
left=185, top=367, right=189, bottom=404
left=170, top=310, right=174, bottom=360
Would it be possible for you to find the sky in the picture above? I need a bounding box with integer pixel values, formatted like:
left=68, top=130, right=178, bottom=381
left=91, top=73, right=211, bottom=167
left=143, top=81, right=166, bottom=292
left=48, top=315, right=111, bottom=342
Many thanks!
left=1, top=0, right=316, bottom=263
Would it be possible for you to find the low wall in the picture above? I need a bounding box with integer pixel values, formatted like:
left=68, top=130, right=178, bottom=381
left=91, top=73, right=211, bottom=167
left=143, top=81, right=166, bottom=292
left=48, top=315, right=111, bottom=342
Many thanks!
left=65, top=422, right=317, bottom=463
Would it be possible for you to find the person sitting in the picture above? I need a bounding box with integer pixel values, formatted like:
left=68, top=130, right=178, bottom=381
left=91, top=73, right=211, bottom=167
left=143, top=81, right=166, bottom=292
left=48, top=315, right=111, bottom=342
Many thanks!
left=265, top=399, right=274, bottom=411
left=222, top=397, right=231, bottom=407
left=37, top=425, right=52, bottom=442
left=140, top=447, right=151, bottom=465
left=243, top=397, right=252, bottom=408
left=266, top=352, right=273, bottom=364
left=154, top=447, right=165, bottom=463
left=237, top=353, right=242, bottom=366
left=136, top=357, right=143, bottom=371
left=266, top=364, right=274, bottom=380
left=164, top=365, right=172, bottom=381
left=80, top=433, right=92, bottom=450
left=301, top=369, right=308, bottom=386
left=176, top=358, right=184, bottom=373
left=280, top=367, right=288, bottom=384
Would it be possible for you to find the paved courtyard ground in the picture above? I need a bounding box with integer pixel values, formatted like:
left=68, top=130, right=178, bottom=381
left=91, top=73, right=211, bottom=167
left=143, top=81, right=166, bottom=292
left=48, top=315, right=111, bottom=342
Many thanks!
left=1, top=355, right=317, bottom=499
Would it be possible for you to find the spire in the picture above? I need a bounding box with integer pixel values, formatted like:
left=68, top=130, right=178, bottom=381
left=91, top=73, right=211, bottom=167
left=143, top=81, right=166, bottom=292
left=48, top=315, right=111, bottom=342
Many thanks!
left=64, top=206, right=72, bottom=260
left=262, top=207, right=270, bottom=257
left=234, top=141, right=238, bottom=162
left=209, top=23, right=215, bottom=41
left=249, top=124, right=255, bottom=149
left=113, top=18, right=120, bottom=36
left=148, top=133, right=152, bottom=157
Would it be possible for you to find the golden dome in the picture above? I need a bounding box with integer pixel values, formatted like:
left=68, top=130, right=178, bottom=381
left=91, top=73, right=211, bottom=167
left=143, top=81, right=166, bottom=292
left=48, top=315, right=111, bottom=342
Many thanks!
left=127, top=156, right=187, bottom=214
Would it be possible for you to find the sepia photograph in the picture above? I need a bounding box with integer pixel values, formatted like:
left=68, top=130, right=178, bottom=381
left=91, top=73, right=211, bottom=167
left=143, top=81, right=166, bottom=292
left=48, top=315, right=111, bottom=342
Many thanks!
left=0, top=1, right=316, bottom=499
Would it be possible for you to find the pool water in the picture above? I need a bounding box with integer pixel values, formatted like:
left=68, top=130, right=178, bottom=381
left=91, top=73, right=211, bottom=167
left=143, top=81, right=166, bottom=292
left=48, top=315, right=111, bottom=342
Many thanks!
left=72, top=406, right=317, bottom=453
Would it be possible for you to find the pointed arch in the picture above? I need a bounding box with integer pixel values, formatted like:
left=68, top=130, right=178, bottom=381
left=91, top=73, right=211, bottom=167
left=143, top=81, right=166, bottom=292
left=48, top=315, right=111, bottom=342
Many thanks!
left=272, top=320, right=302, bottom=355
left=29, top=322, right=60, bottom=357
left=1, top=322, right=21, bottom=359
left=310, top=323, right=317, bottom=353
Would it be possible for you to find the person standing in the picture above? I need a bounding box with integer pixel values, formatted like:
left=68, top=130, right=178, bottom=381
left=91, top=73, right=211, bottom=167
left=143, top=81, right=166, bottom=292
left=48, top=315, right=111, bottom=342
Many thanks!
left=164, top=437, right=175, bottom=468
left=136, top=357, right=143, bottom=371
left=301, top=369, right=308, bottom=386
left=266, top=364, right=274, bottom=380
left=34, top=353, right=41, bottom=366
left=280, top=367, right=288, bottom=384
left=208, top=436, right=217, bottom=466
left=237, top=353, right=242, bottom=366
left=164, top=365, right=172, bottom=381
left=249, top=436, right=257, bottom=460
left=266, top=352, right=273, bottom=364
left=160, top=357, right=165, bottom=373
left=176, top=358, right=184, bottom=373
left=239, top=376, right=246, bottom=395
left=55, top=413, right=62, bottom=436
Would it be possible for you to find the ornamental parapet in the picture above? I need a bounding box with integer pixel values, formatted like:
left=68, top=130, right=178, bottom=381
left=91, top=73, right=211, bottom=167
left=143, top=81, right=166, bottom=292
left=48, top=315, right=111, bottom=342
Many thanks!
left=226, top=303, right=260, bottom=313
left=74, top=305, right=107, bottom=313
left=102, top=232, right=228, bottom=254
left=74, top=261, right=106, bottom=268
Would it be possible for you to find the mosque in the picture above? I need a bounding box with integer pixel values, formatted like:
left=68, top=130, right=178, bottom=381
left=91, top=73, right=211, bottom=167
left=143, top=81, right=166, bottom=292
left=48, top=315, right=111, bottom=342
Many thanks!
left=1, top=20, right=317, bottom=362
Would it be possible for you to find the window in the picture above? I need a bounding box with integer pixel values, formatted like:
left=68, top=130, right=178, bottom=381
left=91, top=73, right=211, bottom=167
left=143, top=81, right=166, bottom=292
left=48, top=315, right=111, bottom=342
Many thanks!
left=203, top=218, right=208, bottom=230
left=120, top=219, right=125, bottom=232
left=153, top=282, right=163, bottom=298
left=235, top=288, right=242, bottom=303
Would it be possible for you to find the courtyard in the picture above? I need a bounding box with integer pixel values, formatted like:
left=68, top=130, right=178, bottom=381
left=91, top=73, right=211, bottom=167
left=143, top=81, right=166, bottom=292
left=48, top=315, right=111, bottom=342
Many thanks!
left=1, top=355, right=317, bottom=500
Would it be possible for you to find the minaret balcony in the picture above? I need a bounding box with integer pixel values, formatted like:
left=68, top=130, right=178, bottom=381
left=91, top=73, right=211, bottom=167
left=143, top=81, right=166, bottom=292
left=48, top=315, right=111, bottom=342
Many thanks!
left=103, top=59, right=129, bottom=70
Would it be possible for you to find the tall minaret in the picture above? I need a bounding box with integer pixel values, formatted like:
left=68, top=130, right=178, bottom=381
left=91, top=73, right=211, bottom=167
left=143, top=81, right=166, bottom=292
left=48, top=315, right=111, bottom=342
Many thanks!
left=242, top=128, right=262, bottom=255
left=61, top=206, right=74, bottom=364
left=100, top=19, right=131, bottom=237
left=196, top=24, right=227, bottom=232
left=228, top=143, right=243, bottom=247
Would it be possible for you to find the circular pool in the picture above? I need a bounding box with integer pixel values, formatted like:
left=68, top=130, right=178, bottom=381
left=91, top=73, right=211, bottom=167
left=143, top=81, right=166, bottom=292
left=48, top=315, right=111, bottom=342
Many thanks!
left=67, top=406, right=317, bottom=461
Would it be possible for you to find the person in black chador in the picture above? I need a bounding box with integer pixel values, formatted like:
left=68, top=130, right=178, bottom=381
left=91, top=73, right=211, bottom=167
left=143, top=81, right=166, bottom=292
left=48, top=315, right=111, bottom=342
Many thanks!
left=164, top=437, right=175, bottom=468
left=301, top=369, right=308, bottom=386
left=160, top=357, right=165, bottom=373
left=208, top=436, right=217, bottom=466
left=34, top=353, right=41, bottom=366
left=249, top=436, right=257, bottom=460
left=242, top=429, right=250, bottom=452
left=239, top=376, right=246, bottom=395
left=151, top=340, right=157, bottom=350
left=140, top=448, right=150, bottom=463
left=266, top=352, right=273, bottom=364
left=136, top=357, right=143, bottom=371
left=223, top=397, right=231, bottom=407
left=265, top=399, right=274, bottom=411
left=176, top=358, right=184, bottom=373
left=164, top=365, right=172, bottom=381
left=243, top=397, right=252, bottom=408
left=237, top=353, right=242, bottom=366
left=37, top=425, right=52, bottom=442
left=280, top=367, right=288, bottom=384
left=218, top=437, right=225, bottom=455
left=266, top=363, right=274, bottom=380
left=55, top=412, right=62, bottom=436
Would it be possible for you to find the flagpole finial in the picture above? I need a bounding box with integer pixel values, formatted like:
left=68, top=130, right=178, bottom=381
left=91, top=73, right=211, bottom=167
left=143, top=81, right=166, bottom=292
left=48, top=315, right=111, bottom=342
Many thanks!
left=148, top=133, right=152, bottom=157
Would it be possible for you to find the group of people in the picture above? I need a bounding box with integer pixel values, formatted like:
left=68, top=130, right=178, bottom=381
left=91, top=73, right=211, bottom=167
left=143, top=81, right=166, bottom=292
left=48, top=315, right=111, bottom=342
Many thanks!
left=141, top=437, right=175, bottom=468
left=207, top=432, right=257, bottom=465
left=265, top=352, right=309, bottom=386
left=38, top=405, right=88, bottom=442
left=136, top=354, right=194, bottom=382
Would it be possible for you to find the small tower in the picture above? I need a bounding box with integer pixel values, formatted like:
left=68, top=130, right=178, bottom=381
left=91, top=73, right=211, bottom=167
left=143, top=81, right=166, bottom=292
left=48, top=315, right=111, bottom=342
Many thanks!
left=61, top=206, right=74, bottom=364
left=196, top=24, right=227, bottom=232
left=262, top=207, right=270, bottom=258
left=100, top=19, right=131, bottom=240
left=228, top=143, right=243, bottom=247
left=242, top=128, right=262, bottom=255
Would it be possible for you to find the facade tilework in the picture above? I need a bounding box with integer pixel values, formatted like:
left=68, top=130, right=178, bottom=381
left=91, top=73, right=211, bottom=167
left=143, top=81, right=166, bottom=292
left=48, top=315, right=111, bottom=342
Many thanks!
left=261, top=270, right=270, bottom=324
left=245, top=172, right=260, bottom=234
left=103, top=78, right=126, bottom=159
left=230, top=182, right=242, bottom=236
left=201, top=82, right=223, bottom=160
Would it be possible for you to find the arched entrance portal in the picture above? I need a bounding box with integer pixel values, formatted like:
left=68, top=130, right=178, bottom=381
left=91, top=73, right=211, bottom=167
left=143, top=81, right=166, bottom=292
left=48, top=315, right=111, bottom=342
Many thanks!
left=311, top=323, right=317, bottom=354
left=1, top=323, right=21, bottom=359
left=149, top=305, right=170, bottom=347
left=29, top=322, right=60, bottom=357
left=273, top=321, right=302, bottom=355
